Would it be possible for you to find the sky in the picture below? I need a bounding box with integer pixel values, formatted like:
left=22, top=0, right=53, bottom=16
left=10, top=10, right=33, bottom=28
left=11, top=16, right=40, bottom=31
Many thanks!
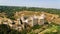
left=0, top=0, right=60, bottom=9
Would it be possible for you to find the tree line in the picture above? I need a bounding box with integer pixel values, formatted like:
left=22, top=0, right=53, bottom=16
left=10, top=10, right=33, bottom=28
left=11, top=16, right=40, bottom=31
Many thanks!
left=0, top=6, right=60, bottom=19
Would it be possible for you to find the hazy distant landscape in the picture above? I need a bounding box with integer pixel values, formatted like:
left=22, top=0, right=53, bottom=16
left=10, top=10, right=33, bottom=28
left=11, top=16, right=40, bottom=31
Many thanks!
left=0, top=6, right=60, bottom=19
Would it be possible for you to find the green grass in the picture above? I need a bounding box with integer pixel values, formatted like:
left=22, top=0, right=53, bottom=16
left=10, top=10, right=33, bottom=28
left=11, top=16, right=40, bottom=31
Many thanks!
left=0, top=22, right=60, bottom=34
left=32, top=24, right=41, bottom=30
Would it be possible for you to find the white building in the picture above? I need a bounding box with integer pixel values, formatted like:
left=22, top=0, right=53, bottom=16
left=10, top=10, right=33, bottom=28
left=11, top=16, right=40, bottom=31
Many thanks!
left=33, top=15, right=38, bottom=25
left=17, top=18, right=21, bottom=25
left=38, top=13, right=46, bottom=25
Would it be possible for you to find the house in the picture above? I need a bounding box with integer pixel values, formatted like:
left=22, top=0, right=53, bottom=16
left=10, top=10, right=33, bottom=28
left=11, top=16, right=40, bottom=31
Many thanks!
left=17, top=18, right=21, bottom=25
left=27, top=16, right=34, bottom=27
left=0, top=17, right=3, bottom=24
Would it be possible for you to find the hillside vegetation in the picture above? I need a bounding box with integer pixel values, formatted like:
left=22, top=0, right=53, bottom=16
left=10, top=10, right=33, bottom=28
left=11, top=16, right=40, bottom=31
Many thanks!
left=0, top=6, right=60, bottom=19
left=0, top=6, right=60, bottom=34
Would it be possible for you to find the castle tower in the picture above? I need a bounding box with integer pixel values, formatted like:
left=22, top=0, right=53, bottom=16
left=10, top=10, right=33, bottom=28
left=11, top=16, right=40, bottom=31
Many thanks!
left=38, top=12, right=46, bottom=25
left=33, top=14, right=38, bottom=25
left=17, top=18, right=21, bottom=25
left=27, top=16, right=34, bottom=27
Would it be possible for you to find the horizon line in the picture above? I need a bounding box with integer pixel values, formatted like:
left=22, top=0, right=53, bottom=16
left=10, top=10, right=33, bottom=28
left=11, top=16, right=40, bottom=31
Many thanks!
left=0, top=5, right=60, bottom=9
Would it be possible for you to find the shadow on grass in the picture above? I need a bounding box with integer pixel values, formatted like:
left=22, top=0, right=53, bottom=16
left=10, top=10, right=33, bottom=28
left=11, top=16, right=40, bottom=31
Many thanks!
left=0, top=24, right=26, bottom=34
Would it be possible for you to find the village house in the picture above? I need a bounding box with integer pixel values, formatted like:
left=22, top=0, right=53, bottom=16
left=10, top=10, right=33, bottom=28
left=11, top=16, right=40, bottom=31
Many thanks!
left=0, top=11, right=60, bottom=32
left=0, top=17, right=3, bottom=24
left=33, top=14, right=38, bottom=25
left=20, top=13, right=46, bottom=27
left=2, top=17, right=9, bottom=25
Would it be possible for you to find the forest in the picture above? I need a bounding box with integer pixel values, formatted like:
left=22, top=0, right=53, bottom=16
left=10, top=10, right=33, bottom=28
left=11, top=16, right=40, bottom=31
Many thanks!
left=0, top=6, right=60, bottom=19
